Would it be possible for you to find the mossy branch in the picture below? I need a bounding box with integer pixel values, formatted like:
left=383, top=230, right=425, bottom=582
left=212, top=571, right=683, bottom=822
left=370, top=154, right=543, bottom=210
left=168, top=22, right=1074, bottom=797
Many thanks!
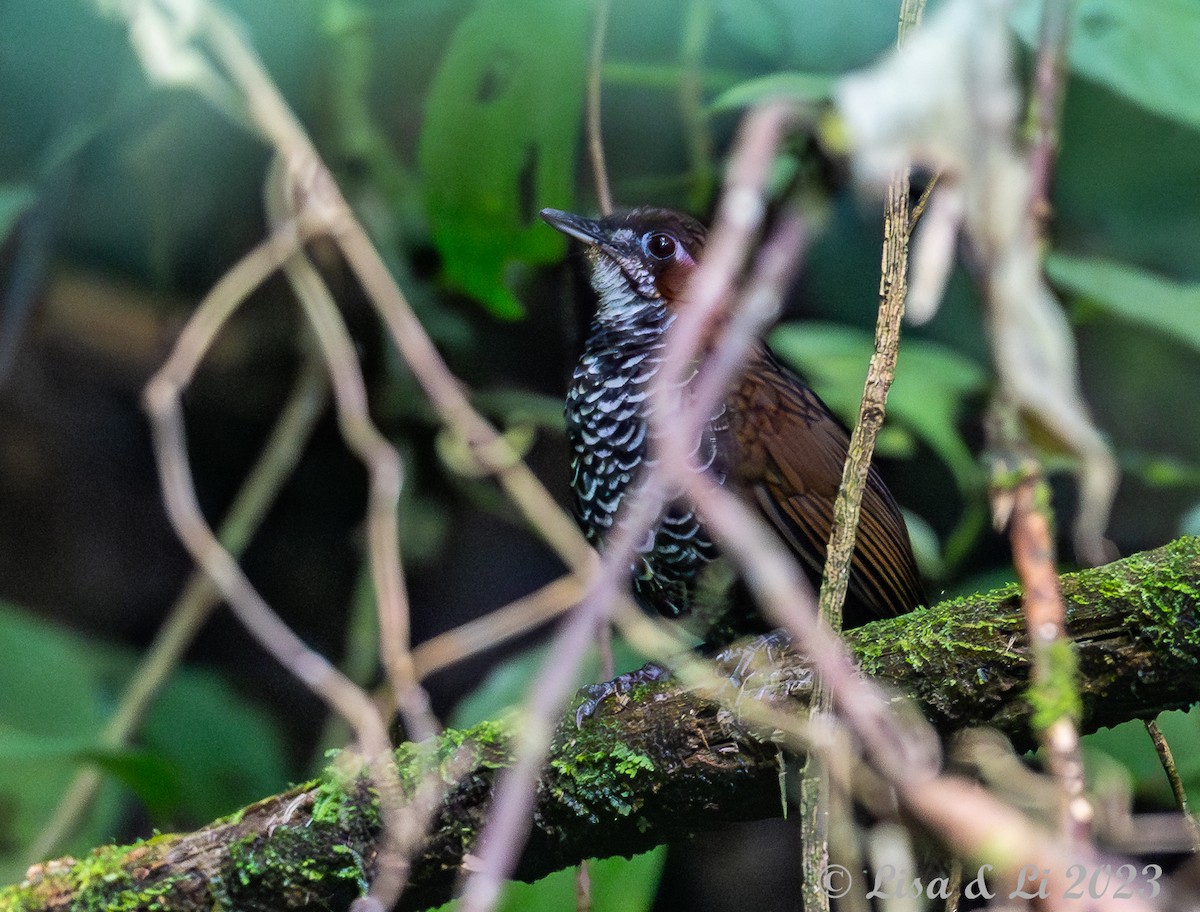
left=6, top=537, right=1199, bottom=912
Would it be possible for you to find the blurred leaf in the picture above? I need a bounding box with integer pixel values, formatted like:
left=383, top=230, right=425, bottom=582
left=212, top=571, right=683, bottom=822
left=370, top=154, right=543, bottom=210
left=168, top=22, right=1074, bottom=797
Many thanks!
left=1181, top=502, right=1200, bottom=536
left=0, top=605, right=119, bottom=881
left=1122, top=452, right=1200, bottom=489
left=714, top=0, right=787, bottom=61
left=769, top=323, right=988, bottom=491
left=473, top=389, right=567, bottom=431
left=1012, top=0, right=1200, bottom=130
left=78, top=748, right=181, bottom=819
left=418, top=0, right=591, bottom=319
left=140, top=664, right=289, bottom=825
left=0, top=1, right=137, bottom=179
left=1047, top=252, right=1200, bottom=352
left=901, top=509, right=944, bottom=579
left=0, top=601, right=289, bottom=882
left=0, top=728, right=92, bottom=762
left=431, top=848, right=666, bottom=912
left=708, top=72, right=837, bottom=112
left=941, top=566, right=1018, bottom=601
left=0, top=184, right=35, bottom=244
left=500, top=850, right=666, bottom=912
left=0, top=0, right=324, bottom=285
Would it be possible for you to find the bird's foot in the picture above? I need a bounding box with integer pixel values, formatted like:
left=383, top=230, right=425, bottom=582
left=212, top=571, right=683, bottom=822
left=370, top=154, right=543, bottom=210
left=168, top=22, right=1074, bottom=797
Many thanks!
left=710, top=629, right=813, bottom=704
left=574, top=663, right=671, bottom=726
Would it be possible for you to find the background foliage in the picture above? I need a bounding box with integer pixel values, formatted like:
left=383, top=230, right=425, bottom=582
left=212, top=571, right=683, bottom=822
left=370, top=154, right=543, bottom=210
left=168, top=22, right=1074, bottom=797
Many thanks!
left=1, top=0, right=1198, bottom=908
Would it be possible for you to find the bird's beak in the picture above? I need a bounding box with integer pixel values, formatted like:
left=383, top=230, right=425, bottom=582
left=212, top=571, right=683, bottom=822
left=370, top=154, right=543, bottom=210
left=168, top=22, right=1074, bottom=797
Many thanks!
left=540, top=208, right=607, bottom=249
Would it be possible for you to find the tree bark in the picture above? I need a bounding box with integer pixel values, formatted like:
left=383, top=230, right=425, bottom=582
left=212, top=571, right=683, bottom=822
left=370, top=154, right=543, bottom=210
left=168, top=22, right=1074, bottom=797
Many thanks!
left=6, top=537, right=1199, bottom=912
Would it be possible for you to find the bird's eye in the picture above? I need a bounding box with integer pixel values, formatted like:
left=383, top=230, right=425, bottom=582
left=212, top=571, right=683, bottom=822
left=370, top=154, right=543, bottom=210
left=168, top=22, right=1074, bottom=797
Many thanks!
left=644, top=232, right=678, bottom=260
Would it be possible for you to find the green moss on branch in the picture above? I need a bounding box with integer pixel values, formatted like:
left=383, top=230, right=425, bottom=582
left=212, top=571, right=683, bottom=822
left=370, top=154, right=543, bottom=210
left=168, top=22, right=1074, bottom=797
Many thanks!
left=4, top=538, right=1198, bottom=912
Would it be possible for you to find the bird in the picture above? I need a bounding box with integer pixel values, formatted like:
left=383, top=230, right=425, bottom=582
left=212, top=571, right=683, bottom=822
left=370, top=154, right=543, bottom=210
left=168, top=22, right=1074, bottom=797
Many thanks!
left=541, top=205, right=924, bottom=646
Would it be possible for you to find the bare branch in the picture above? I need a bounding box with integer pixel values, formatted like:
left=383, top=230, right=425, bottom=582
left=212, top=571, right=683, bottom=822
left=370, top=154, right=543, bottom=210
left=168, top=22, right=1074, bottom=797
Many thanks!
left=1027, top=0, right=1074, bottom=229
left=263, top=158, right=436, bottom=743
left=999, top=0, right=1089, bottom=851
left=1007, top=466, right=1091, bottom=842
left=1144, top=719, right=1200, bottom=852
left=10, top=537, right=1198, bottom=912
left=802, top=1, right=929, bottom=901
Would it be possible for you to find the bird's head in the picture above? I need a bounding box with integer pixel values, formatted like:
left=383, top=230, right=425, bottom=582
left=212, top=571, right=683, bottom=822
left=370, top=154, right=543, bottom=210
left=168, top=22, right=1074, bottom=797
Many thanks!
left=541, top=207, right=706, bottom=321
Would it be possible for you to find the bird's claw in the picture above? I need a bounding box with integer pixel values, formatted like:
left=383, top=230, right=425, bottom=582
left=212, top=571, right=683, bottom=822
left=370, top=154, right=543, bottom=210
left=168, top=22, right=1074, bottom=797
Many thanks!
left=710, top=629, right=812, bottom=704
left=574, top=662, right=671, bottom=726
left=711, top=629, right=795, bottom=686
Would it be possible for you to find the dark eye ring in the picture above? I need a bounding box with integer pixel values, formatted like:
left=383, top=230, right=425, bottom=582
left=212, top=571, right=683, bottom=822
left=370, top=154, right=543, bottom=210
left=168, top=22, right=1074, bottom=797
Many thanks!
left=644, top=232, right=677, bottom=260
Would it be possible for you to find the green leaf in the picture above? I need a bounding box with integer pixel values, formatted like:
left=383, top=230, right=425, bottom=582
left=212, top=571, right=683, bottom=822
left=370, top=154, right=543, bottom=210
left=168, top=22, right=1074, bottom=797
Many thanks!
left=1181, top=501, right=1200, bottom=536
left=432, top=848, right=666, bottom=912
left=713, top=0, right=786, bottom=61
left=0, top=602, right=289, bottom=882
left=0, top=605, right=119, bottom=881
left=141, top=665, right=288, bottom=824
left=1012, top=0, right=1200, bottom=130
left=500, top=849, right=666, bottom=912
left=418, top=0, right=591, bottom=319
left=1046, top=252, right=1200, bottom=352
left=769, top=323, right=988, bottom=491
left=0, top=727, right=94, bottom=762
left=78, top=748, right=182, bottom=819
left=708, top=72, right=837, bottom=113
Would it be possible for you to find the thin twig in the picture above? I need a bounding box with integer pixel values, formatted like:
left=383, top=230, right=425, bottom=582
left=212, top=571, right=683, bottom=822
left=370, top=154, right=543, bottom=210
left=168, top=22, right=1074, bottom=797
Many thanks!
left=575, top=861, right=592, bottom=912
left=1008, top=467, right=1091, bottom=842
left=655, top=102, right=794, bottom=418
left=819, top=170, right=912, bottom=631
left=142, top=254, right=413, bottom=910
left=411, top=574, right=585, bottom=680
left=998, top=0, right=1091, bottom=849
left=1027, top=0, right=1074, bottom=230
left=28, top=342, right=328, bottom=865
left=332, top=215, right=595, bottom=571
left=1144, top=719, right=1200, bottom=852
left=819, top=0, right=926, bottom=655
left=906, top=171, right=940, bottom=233
left=456, top=471, right=671, bottom=912
left=801, top=1, right=926, bottom=904
left=264, top=157, right=437, bottom=744
left=585, top=0, right=613, bottom=215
